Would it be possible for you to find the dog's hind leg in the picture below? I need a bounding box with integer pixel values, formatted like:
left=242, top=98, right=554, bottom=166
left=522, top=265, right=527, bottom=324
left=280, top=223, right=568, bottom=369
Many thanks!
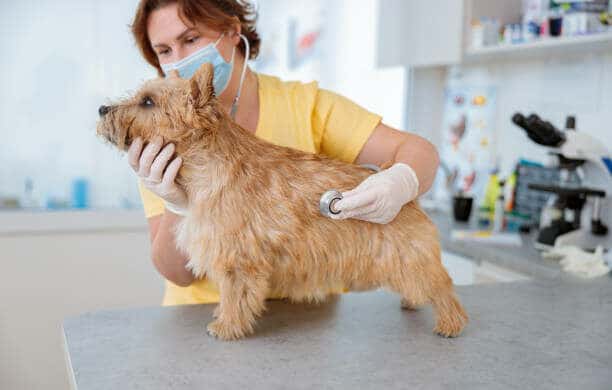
left=430, top=283, right=468, bottom=338
left=385, top=246, right=468, bottom=338
left=206, top=266, right=270, bottom=340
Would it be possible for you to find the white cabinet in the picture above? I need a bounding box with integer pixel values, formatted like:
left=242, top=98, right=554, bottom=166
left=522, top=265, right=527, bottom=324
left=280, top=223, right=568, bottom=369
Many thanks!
left=376, top=0, right=465, bottom=67
left=377, top=0, right=612, bottom=67
left=0, top=212, right=162, bottom=390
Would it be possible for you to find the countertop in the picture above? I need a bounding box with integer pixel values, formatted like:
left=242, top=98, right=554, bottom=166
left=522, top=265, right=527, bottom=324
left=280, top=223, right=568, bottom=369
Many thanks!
left=63, top=279, right=612, bottom=390
left=62, top=210, right=612, bottom=389
left=0, top=209, right=147, bottom=235
left=429, top=211, right=577, bottom=281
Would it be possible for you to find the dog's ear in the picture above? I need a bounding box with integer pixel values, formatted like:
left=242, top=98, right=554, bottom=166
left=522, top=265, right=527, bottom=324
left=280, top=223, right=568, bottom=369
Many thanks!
left=189, top=62, right=215, bottom=107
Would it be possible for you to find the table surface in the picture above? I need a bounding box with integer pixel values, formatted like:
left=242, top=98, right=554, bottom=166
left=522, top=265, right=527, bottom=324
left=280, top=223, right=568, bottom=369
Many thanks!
left=63, top=279, right=612, bottom=390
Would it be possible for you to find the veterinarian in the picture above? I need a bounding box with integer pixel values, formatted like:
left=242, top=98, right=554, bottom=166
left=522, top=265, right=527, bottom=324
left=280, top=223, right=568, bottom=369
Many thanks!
left=128, top=0, right=440, bottom=306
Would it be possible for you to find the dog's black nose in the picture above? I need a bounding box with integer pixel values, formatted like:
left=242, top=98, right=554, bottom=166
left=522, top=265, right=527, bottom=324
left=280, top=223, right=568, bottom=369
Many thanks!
left=98, top=105, right=111, bottom=116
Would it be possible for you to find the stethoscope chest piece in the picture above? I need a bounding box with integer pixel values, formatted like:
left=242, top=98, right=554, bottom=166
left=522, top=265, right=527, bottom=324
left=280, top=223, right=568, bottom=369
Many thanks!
left=319, top=190, right=343, bottom=218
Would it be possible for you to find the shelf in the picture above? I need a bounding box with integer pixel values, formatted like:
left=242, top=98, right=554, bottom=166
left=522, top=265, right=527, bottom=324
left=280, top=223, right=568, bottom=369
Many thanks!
left=463, top=32, right=612, bottom=63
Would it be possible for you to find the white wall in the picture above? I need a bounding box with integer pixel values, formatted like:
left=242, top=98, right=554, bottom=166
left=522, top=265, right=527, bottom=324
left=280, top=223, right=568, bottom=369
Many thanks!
left=255, top=0, right=407, bottom=130
left=325, top=0, right=407, bottom=130
left=458, top=52, right=612, bottom=176
left=1, top=0, right=410, bottom=211
left=411, top=51, right=612, bottom=177
left=0, top=0, right=150, bottom=209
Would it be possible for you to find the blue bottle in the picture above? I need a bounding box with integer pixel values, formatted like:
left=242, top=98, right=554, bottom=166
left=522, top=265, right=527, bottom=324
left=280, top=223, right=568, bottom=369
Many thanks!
left=71, top=177, right=90, bottom=209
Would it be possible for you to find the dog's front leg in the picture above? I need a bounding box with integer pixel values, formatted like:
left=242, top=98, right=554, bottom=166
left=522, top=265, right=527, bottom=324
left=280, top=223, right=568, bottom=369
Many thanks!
left=207, top=267, right=269, bottom=340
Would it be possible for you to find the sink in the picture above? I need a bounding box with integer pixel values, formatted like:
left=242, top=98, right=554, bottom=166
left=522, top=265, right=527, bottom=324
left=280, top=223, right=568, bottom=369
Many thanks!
left=442, top=251, right=531, bottom=285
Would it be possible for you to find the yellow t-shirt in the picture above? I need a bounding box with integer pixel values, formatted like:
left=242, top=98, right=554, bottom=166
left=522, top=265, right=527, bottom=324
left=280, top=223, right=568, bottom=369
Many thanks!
left=138, top=73, right=382, bottom=306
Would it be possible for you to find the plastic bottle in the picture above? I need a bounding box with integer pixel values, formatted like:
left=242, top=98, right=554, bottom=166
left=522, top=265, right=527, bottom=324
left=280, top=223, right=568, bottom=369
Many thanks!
left=21, top=178, right=39, bottom=209
left=471, top=20, right=484, bottom=48
left=493, top=180, right=506, bottom=232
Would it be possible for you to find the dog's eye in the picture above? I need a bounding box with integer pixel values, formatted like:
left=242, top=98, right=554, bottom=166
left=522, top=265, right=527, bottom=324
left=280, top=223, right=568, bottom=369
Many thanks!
left=140, top=96, right=155, bottom=108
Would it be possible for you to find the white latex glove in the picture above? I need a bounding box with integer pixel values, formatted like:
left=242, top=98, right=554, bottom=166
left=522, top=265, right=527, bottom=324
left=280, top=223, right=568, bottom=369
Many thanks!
left=333, top=163, right=419, bottom=224
left=542, top=245, right=610, bottom=278
left=128, top=136, right=188, bottom=216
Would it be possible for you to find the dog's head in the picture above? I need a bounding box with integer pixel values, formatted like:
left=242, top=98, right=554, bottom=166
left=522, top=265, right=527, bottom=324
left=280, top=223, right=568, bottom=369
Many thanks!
left=96, top=62, right=220, bottom=152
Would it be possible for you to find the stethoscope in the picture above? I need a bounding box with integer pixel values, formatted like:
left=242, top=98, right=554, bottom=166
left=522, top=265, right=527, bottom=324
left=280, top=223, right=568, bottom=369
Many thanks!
left=230, top=33, right=250, bottom=120
left=319, top=164, right=381, bottom=218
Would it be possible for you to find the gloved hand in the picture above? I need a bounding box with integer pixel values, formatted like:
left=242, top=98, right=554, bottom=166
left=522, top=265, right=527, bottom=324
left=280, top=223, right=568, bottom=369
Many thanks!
left=333, top=163, right=419, bottom=224
left=128, top=136, right=188, bottom=216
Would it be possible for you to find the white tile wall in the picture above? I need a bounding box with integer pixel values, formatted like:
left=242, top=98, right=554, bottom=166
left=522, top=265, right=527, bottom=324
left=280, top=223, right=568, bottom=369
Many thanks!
left=411, top=51, right=612, bottom=177
left=2, top=0, right=409, bottom=210
left=0, top=0, right=153, bottom=209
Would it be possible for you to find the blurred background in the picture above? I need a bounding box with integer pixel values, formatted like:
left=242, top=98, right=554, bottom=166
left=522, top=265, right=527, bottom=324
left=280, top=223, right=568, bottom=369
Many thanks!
left=1, top=0, right=611, bottom=388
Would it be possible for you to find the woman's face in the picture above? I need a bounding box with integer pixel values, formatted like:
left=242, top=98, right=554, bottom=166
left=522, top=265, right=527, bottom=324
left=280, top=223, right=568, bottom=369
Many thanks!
left=147, top=2, right=239, bottom=66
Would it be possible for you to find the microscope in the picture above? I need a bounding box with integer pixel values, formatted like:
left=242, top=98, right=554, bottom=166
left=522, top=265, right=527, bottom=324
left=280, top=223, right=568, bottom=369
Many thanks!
left=512, top=113, right=612, bottom=251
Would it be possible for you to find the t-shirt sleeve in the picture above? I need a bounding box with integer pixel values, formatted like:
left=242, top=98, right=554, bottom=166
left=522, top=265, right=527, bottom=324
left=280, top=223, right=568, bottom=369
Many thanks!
left=311, top=88, right=382, bottom=163
left=137, top=179, right=166, bottom=218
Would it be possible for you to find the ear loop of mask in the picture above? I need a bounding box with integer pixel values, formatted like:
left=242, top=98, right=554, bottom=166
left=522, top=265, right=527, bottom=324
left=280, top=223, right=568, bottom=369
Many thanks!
left=214, top=32, right=224, bottom=46
left=230, top=34, right=250, bottom=120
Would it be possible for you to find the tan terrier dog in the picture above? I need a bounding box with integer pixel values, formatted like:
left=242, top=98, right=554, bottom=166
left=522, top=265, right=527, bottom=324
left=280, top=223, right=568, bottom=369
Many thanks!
left=97, top=63, right=468, bottom=340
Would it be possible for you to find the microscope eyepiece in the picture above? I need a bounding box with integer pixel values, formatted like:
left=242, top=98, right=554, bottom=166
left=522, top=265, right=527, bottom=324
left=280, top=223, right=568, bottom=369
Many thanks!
left=512, top=112, right=566, bottom=147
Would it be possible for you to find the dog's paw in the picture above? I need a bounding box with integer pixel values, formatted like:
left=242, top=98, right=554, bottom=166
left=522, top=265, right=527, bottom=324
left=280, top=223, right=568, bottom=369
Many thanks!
left=433, top=312, right=468, bottom=338
left=434, top=326, right=458, bottom=338
left=400, top=298, right=419, bottom=311
left=206, top=320, right=246, bottom=341
left=212, top=305, right=220, bottom=319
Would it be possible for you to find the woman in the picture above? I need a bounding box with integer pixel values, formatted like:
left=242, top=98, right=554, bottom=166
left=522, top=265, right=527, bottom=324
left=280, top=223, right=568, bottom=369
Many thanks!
left=129, top=0, right=440, bottom=306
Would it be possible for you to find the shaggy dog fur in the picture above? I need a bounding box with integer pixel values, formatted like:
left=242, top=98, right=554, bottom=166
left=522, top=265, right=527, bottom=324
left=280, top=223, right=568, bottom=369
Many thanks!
left=96, top=63, right=468, bottom=340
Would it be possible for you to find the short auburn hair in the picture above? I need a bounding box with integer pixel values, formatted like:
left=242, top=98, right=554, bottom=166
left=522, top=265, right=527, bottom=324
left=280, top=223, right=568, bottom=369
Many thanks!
left=131, top=0, right=261, bottom=76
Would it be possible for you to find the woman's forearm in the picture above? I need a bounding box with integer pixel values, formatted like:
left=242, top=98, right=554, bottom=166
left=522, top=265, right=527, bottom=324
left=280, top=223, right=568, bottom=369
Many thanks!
left=150, top=211, right=195, bottom=287
left=393, top=135, right=440, bottom=196
left=355, top=123, right=440, bottom=196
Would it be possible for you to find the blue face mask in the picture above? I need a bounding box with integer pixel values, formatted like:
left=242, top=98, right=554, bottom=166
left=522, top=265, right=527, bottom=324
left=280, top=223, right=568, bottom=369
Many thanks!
left=161, top=33, right=250, bottom=119
left=161, top=33, right=234, bottom=95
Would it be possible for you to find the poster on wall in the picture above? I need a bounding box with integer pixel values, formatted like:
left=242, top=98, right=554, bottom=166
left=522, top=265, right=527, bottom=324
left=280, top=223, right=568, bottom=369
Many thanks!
left=252, top=0, right=325, bottom=82
left=287, top=17, right=322, bottom=70
left=438, top=86, right=497, bottom=204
